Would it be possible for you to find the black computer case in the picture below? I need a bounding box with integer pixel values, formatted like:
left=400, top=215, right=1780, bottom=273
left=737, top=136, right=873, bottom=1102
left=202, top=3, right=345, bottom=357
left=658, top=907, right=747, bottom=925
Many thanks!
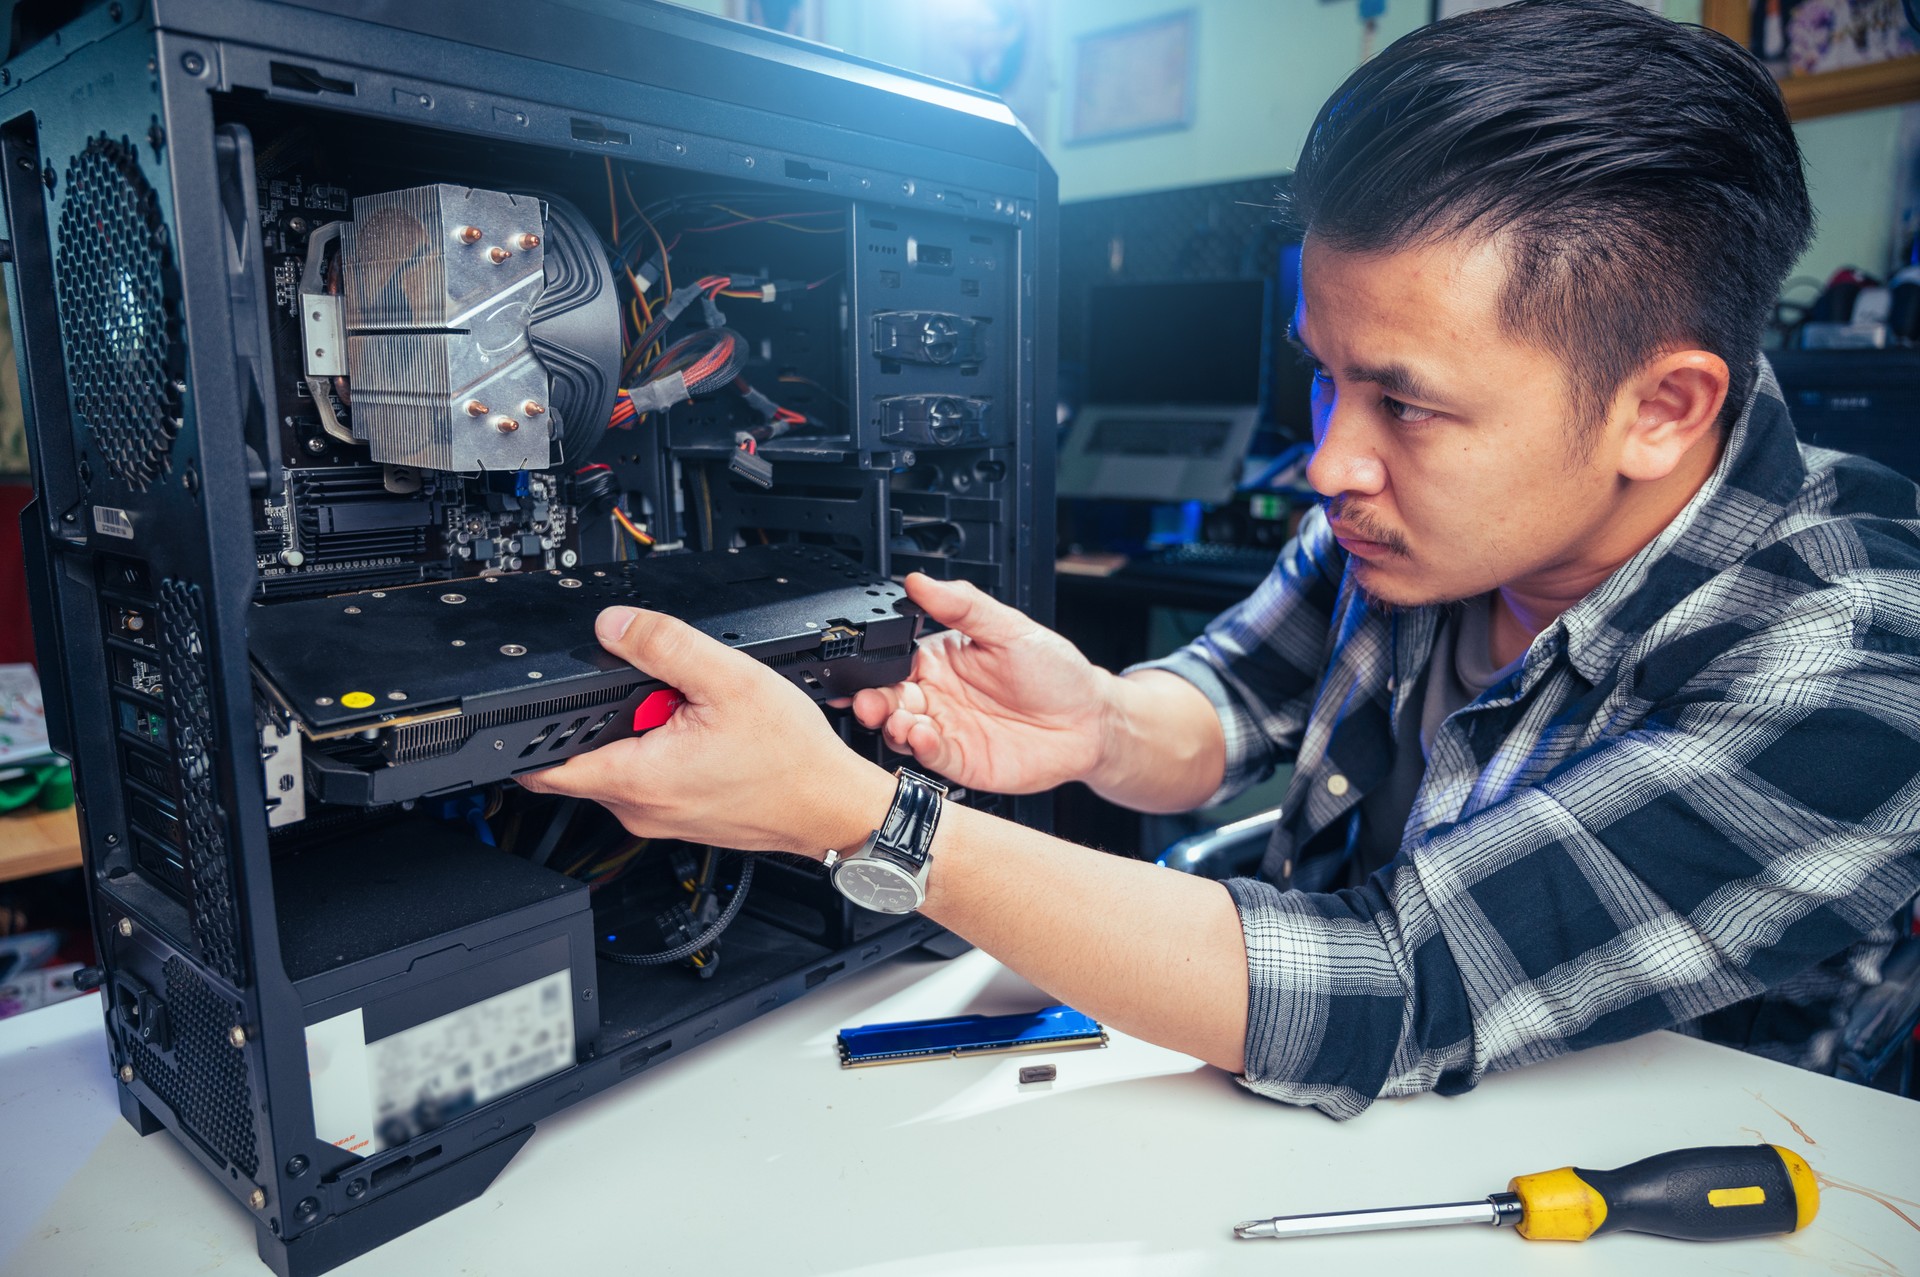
left=4, top=2, right=1055, bottom=1271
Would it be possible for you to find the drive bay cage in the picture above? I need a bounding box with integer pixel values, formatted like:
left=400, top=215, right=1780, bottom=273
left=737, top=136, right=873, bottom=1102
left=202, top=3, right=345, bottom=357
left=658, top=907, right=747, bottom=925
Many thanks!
left=5, top=1, right=1055, bottom=1271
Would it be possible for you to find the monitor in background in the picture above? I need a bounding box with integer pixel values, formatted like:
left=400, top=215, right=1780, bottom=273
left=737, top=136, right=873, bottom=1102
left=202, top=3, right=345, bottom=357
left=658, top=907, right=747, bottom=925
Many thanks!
left=1060, top=278, right=1270, bottom=503
left=1087, top=279, right=1270, bottom=407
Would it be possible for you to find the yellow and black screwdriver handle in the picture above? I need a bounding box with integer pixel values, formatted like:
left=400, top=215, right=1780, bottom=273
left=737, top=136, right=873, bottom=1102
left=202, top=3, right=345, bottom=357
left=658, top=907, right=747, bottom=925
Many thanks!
left=1499, top=1144, right=1819, bottom=1242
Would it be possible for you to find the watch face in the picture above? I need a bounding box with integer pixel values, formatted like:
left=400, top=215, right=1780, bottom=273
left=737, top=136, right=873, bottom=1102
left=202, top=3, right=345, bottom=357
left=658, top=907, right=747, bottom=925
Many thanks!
left=833, top=858, right=923, bottom=914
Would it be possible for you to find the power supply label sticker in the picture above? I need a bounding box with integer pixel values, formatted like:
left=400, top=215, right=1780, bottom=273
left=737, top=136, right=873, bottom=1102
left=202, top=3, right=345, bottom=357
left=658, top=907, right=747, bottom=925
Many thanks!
left=306, top=968, right=576, bottom=1157
left=306, top=1007, right=376, bottom=1156
left=91, top=506, right=134, bottom=540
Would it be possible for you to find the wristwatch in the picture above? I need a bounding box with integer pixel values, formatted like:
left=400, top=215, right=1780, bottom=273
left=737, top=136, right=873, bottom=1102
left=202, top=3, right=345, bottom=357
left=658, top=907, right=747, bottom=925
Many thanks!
left=826, top=767, right=948, bottom=914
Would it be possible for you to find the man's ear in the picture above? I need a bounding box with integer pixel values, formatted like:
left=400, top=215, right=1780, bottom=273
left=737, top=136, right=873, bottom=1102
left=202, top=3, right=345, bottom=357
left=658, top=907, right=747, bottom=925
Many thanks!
left=1615, top=350, right=1729, bottom=483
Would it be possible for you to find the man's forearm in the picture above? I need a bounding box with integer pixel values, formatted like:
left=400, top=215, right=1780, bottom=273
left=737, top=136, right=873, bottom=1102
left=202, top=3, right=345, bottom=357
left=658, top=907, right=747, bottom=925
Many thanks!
left=917, top=796, right=1249, bottom=1074
left=1084, top=669, right=1229, bottom=813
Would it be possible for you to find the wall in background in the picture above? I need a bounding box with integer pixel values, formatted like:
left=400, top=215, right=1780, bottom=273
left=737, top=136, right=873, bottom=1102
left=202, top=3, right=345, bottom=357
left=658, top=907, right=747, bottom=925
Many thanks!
left=667, top=0, right=1914, bottom=281
left=1798, top=105, right=1910, bottom=280
left=801, top=0, right=1421, bottom=203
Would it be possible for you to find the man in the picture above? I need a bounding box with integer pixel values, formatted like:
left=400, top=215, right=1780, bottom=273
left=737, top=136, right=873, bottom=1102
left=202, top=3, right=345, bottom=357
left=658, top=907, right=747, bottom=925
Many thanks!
left=524, top=0, right=1920, bottom=1116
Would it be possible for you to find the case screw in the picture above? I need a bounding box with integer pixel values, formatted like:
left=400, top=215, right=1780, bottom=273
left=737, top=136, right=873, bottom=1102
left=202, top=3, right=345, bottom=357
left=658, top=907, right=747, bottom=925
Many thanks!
left=180, top=51, right=206, bottom=75
left=286, top=1155, right=309, bottom=1178
left=248, top=1188, right=266, bottom=1211
left=345, top=1179, right=367, bottom=1199
left=229, top=1025, right=247, bottom=1048
left=295, top=1197, right=320, bottom=1222
left=118, top=1064, right=134, bottom=1083
left=116, top=917, right=132, bottom=937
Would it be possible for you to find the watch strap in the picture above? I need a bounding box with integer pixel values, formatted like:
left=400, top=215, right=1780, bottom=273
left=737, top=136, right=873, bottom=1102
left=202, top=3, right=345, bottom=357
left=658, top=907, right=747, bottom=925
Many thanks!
left=871, top=768, right=946, bottom=870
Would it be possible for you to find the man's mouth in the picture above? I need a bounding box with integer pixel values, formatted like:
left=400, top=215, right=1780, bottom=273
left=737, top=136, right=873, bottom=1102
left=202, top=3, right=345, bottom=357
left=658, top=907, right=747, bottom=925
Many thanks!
left=1331, top=529, right=1389, bottom=558
left=1327, top=515, right=1406, bottom=559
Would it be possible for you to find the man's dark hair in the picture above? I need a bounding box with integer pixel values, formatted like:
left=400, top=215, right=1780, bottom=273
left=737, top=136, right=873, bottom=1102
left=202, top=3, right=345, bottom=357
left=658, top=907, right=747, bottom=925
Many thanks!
left=1288, top=0, right=1813, bottom=440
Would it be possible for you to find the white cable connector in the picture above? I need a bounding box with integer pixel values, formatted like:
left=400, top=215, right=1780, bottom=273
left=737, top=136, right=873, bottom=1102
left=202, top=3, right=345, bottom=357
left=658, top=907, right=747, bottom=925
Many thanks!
left=626, top=370, right=690, bottom=414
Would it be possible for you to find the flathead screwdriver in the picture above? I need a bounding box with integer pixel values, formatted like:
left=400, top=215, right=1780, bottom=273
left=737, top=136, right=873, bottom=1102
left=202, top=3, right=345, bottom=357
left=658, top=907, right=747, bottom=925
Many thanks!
left=1235, top=1144, right=1819, bottom=1244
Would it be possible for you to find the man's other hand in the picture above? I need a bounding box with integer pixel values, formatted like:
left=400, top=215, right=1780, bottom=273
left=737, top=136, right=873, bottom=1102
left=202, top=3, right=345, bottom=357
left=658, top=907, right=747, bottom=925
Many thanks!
left=518, top=606, right=893, bottom=856
left=850, top=573, right=1117, bottom=795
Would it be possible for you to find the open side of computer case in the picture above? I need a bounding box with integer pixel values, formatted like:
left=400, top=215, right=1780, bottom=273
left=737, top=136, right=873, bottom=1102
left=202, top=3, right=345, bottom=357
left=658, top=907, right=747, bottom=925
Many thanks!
left=4, top=2, right=1054, bottom=1271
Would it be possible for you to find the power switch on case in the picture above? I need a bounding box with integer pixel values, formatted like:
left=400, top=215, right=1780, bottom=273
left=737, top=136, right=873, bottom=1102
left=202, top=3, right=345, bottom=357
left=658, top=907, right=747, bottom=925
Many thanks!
left=633, top=689, right=685, bottom=732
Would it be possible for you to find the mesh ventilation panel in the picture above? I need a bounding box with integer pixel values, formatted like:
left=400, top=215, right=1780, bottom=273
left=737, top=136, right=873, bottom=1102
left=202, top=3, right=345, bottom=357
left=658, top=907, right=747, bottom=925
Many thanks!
left=126, top=956, right=259, bottom=1177
left=55, top=134, right=184, bottom=491
left=158, top=578, right=245, bottom=985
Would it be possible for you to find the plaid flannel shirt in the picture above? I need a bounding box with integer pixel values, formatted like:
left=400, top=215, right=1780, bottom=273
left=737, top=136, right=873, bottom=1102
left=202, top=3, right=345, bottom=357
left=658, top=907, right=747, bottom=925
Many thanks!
left=1137, top=365, right=1920, bottom=1118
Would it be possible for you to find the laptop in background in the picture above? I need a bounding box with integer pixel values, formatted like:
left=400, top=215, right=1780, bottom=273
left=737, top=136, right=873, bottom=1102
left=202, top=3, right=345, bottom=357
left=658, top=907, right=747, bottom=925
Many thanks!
left=1057, top=279, right=1269, bottom=504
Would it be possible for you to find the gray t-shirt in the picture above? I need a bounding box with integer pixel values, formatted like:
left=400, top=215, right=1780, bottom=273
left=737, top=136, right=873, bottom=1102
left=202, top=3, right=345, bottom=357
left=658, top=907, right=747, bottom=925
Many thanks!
left=1352, top=593, right=1523, bottom=881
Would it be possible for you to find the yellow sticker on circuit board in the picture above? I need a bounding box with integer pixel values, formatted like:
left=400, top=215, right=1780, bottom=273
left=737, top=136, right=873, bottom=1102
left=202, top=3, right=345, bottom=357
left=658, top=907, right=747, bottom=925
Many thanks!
left=340, top=691, right=376, bottom=709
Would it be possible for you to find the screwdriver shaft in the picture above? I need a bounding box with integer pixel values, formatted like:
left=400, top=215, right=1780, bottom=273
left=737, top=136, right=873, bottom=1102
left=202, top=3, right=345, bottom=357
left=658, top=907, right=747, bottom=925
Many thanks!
left=1235, top=1198, right=1505, bottom=1240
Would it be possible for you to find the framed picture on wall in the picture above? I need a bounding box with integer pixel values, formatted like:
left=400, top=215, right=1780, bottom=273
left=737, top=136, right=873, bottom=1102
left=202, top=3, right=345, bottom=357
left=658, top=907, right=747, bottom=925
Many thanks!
left=918, top=0, right=1051, bottom=142
left=1703, top=0, right=1920, bottom=118
left=1067, top=10, right=1196, bottom=146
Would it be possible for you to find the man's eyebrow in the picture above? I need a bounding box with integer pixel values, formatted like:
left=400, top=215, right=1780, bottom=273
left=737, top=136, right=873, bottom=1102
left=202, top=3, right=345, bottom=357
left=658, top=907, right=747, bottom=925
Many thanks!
left=1346, top=360, right=1442, bottom=405
left=1287, top=323, right=1445, bottom=405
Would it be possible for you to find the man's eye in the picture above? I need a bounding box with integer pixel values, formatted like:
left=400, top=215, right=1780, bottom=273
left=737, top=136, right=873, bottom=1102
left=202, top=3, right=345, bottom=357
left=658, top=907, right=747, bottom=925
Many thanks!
left=1383, top=396, right=1436, bottom=425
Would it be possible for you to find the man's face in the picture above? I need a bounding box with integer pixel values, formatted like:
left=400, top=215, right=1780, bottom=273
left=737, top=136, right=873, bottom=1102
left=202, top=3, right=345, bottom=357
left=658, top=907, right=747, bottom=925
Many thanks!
left=1294, top=234, right=1630, bottom=609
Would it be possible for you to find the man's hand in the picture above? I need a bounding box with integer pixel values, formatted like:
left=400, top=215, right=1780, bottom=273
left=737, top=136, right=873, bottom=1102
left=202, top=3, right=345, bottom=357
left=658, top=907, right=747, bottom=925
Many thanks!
left=518, top=606, right=894, bottom=856
left=520, top=597, right=1250, bottom=1076
left=850, top=573, right=1120, bottom=795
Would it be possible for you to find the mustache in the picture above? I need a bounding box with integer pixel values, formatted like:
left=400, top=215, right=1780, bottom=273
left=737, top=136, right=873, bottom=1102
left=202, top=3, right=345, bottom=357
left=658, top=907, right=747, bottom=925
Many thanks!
left=1320, top=496, right=1410, bottom=557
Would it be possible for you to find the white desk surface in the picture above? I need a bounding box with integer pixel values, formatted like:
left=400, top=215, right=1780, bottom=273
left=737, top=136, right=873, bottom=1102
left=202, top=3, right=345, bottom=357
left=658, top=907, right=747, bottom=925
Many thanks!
left=3, top=948, right=1917, bottom=1277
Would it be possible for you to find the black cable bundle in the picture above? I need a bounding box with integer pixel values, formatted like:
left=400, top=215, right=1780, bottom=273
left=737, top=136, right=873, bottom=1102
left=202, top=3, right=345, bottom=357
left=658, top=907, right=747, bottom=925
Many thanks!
left=597, top=853, right=756, bottom=967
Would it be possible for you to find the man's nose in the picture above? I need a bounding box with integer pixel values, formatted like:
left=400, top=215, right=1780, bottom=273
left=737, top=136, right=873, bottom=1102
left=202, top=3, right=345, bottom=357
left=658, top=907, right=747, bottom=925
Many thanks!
left=1305, top=395, right=1387, bottom=500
